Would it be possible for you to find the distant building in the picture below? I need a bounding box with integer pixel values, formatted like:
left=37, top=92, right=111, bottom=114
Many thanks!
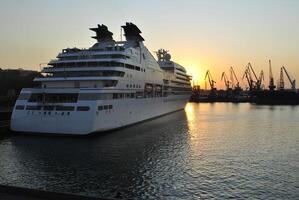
left=0, top=68, right=40, bottom=97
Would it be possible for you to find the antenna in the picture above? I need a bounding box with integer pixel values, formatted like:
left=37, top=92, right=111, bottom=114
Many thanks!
left=120, top=27, right=122, bottom=41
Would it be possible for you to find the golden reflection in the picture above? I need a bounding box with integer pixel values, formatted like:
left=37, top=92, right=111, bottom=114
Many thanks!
left=185, top=103, right=210, bottom=140
left=185, top=103, right=199, bottom=138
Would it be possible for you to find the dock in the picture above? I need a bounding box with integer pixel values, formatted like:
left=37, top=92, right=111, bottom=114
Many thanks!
left=0, top=185, right=120, bottom=200
left=0, top=120, right=10, bottom=134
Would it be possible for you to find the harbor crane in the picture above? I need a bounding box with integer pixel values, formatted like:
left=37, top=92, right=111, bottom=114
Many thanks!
left=257, top=70, right=264, bottom=89
left=279, top=67, right=284, bottom=90
left=280, top=66, right=296, bottom=91
left=247, top=63, right=259, bottom=83
left=268, top=60, right=276, bottom=91
left=242, top=67, right=254, bottom=91
left=221, top=72, right=231, bottom=90
left=230, top=66, right=241, bottom=90
left=204, top=70, right=216, bottom=90
left=244, top=63, right=263, bottom=90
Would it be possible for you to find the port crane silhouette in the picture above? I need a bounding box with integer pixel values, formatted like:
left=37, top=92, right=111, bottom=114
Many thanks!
left=205, top=70, right=216, bottom=90
left=279, top=66, right=296, bottom=91
left=230, top=66, right=241, bottom=91
left=268, top=60, right=276, bottom=91
left=242, top=63, right=264, bottom=91
left=221, top=72, right=231, bottom=90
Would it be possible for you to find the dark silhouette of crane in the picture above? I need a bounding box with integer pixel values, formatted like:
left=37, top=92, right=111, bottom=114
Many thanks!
left=247, top=63, right=259, bottom=84
left=257, top=70, right=264, bottom=89
left=230, top=66, right=241, bottom=90
left=279, top=66, right=296, bottom=91
left=279, top=67, right=284, bottom=90
left=268, top=60, right=276, bottom=91
left=242, top=67, right=254, bottom=91
left=221, top=72, right=231, bottom=90
left=204, top=70, right=216, bottom=90
left=243, top=63, right=263, bottom=90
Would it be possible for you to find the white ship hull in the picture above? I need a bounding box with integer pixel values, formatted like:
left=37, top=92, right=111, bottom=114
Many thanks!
left=11, top=94, right=189, bottom=135
left=11, top=23, right=193, bottom=135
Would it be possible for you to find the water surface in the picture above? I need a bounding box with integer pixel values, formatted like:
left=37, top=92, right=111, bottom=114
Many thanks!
left=0, top=103, right=298, bottom=199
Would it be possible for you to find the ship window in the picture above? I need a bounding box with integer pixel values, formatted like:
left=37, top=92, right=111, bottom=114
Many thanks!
left=29, top=93, right=78, bottom=103
left=77, top=106, right=90, bottom=111
left=108, top=105, right=113, bottom=109
left=113, top=93, right=118, bottom=99
left=78, top=93, right=113, bottom=100
left=44, top=106, right=55, bottom=111
left=15, top=105, right=25, bottom=110
left=104, top=105, right=109, bottom=110
left=135, top=66, right=140, bottom=71
left=98, top=106, right=103, bottom=111
left=56, top=106, right=75, bottom=111
left=18, top=93, right=31, bottom=100
left=26, top=106, right=42, bottom=110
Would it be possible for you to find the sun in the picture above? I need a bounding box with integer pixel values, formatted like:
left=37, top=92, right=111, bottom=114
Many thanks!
left=184, top=63, right=206, bottom=88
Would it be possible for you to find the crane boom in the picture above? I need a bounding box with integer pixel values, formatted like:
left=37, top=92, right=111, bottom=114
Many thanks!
left=279, top=67, right=284, bottom=90
left=242, top=68, right=253, bottom=90
left=205, top=70, right=216, bottom=90
left=256, top=70, right=264, bottom=89
left=230, top=66, right=240, bottom=88
left=269, top=60, right=276, bottom=91
left=282, top=66, right=296, bottom=90
left=247, top=62, right=258, bottom=82
left=221, top=72, right=230, bottom=90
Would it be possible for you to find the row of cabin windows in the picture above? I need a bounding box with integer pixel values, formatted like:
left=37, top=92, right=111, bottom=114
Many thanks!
left=126, top=84, right=142, bottom=89
left=16, top=90, right=190, bottom=112
left=16, top=105, right=90, bottom=111
left=113, top=93, right=135, bottom=99
left=23, top=86, right=191, bottom=104
left=170, top=80, right=192, bottom=87
left=175, top=76, right=191, bottom=82
left=44, top=71, right=125, bottom=78
left=51, top=62, right=145, bottom=72
left=62, top=47, right=125, bottom=54
left=98, top=105, right=113, bottom=111
left=29, top=93, right=79, bottom=103
left=59, top=54, right=129, bottom=61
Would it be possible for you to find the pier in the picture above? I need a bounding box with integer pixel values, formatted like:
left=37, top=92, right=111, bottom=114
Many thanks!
left=0, top=185, right=119, bottom=200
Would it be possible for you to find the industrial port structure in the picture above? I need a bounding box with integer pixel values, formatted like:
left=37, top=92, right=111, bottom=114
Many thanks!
left=190, top=60, right=298, bottom=104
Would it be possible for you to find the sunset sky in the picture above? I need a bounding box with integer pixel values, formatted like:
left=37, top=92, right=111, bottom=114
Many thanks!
left=0, top=0, right=298, bottom=89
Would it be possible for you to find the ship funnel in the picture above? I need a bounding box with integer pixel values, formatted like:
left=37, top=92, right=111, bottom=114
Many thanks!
left=121, top=22, right=144, bottom=44
left=90, top=24, right=114, bottom=42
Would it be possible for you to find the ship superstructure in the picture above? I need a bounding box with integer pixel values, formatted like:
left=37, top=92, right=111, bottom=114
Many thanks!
left=11, top=23, right=192, bottom=135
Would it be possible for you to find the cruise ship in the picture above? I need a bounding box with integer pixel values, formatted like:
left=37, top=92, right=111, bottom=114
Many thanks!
left=10, top=23, right=192, bottom=135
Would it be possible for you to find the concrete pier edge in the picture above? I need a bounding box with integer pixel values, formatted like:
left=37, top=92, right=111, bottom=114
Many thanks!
left=0, top=184, right=120, bottom=200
